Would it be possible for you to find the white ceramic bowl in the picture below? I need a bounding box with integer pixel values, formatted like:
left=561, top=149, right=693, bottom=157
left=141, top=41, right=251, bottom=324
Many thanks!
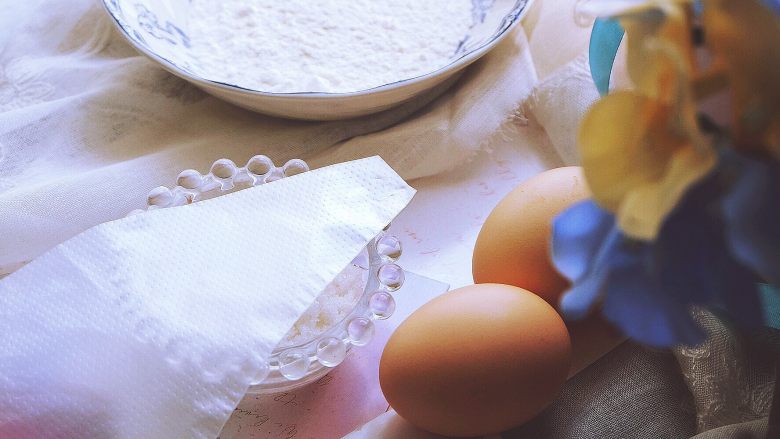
left=102, top=0, right=533, bottom=120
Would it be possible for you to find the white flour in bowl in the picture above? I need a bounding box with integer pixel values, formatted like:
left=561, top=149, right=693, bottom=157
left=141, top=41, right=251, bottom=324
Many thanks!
left=188, top=0, right=474, bottom=93
left=277, top=263, right=367, bottom=348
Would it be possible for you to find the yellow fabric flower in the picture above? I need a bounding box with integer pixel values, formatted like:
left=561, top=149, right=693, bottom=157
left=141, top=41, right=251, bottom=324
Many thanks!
left=578, top=1, right=715, bottom=240
left=579, top=94, right=715, bottom=239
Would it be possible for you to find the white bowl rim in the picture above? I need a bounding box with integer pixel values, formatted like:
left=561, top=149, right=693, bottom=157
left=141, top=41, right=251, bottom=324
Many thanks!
left=101, top=0, right=535, bottom=98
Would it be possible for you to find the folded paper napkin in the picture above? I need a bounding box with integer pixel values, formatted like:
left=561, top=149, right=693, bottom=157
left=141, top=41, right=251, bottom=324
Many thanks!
left=0, top=156, right=415, bottom=438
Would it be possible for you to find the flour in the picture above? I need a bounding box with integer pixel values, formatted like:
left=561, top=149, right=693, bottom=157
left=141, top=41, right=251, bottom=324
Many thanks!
left=188, top=0, right=474, bottom=93
left=277, top=263, right=367, bottom=348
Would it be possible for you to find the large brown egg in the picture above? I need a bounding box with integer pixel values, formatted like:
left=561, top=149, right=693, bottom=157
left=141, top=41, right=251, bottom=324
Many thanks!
left=379, top=284, right=571, bottom=437
left=471, top=167, right=624, bottom=376
left=472, top=166, right=589, bottom=306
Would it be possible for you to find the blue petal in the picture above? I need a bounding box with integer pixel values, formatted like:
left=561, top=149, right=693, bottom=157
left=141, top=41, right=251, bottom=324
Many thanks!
left=722, top=155, right=780, bottom=287
left=603, top=266, right=706, bottom=348
left=559, top=223, right=634, bottom=322
left=552, top=154, right=775, bottom=346
left=551, top=200, right=616, bottom=282
left=559, top=271, right=608, bottom=320
left=762, top=0, right=780, bottom=15
left=603, top=240, right=707, bottom=348
left=652, top=173, right=724, bottom=305
left=654, top=161, right=765, bottom=330
left=553, top=201, right=622, bottom=321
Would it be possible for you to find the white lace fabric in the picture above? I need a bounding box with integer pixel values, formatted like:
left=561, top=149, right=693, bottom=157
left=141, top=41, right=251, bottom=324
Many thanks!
left=674, top=310, right=778, bottom=433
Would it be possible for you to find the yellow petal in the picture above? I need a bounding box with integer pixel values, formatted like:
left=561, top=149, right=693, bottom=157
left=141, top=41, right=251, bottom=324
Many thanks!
left=578, top=91, right=681, bottom=212
left=704, top=0, right=780, bottom=149
left=620, top=3, right=694, bottom=101
left=616, top=145, right=715, bottom=240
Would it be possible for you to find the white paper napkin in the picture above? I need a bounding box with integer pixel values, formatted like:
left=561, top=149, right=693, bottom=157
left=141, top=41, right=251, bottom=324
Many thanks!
left=0, top=156, right=415, bottom=439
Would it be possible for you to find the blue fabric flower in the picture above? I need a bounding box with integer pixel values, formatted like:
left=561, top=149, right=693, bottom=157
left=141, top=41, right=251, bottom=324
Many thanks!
left=552, top=201, right=707, bottom=347
left=551, top=150, right=774, bottom=348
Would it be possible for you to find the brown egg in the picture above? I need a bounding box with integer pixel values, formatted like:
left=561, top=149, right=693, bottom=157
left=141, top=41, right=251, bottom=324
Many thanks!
left=472, top=166, right=589, bottom=306
left=472, top=167, right=625, bottom=377
left=379, top=284, right=571, bottom=437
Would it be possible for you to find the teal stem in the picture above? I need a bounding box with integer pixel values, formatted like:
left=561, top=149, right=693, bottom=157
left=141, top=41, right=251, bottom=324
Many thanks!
left=760, top=284, right=780, bottom=330
left=589, top=18, right=625, bottom=96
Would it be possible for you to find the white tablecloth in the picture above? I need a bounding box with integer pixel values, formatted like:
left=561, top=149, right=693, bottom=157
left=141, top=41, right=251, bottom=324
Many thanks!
left=390, top=122, right=561, bottom=289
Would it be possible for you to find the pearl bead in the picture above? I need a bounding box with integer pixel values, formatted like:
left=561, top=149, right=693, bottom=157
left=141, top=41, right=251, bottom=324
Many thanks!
left=247, top=155, right=275, bottom=176
left=210, top=158, right=237, bottom=180
left=147, top=186, right=173, bottom=207
left=177, top=169, right=203, bottom=189
left=283, top=159, right=309, bottom=177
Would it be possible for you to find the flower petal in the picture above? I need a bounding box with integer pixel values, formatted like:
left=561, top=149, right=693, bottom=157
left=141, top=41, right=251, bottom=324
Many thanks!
left=559, top=272, right=608, bottom=321
left=558, top=224, right=624, bottom=320
left=616, top=144, right=715, bottom=239
left=602, top=236, right=708, bottom=347
left=654, top=157, right=766, bottom=329
left=722, top=154, right=780, bottom=287
left=578, top=92, right=680, bottom=211
left=603, top=262, right=706, bottom=347
left=551, top=200, right=616, bottom=282
left=704, top=0, right=780, bottom=151
left=620, top=3, right=693, bottom=100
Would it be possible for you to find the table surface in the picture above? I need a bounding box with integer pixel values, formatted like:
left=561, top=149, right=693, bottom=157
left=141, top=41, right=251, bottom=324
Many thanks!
left=388, top=122, right=562, bottom=290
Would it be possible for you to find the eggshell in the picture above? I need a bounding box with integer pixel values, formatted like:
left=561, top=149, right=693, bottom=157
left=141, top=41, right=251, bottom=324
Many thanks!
left=379, top=284, right=571, bottom=437
left=471, top=167, right=625, bottom=376
left=472, top=166, right=589, bottom=306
